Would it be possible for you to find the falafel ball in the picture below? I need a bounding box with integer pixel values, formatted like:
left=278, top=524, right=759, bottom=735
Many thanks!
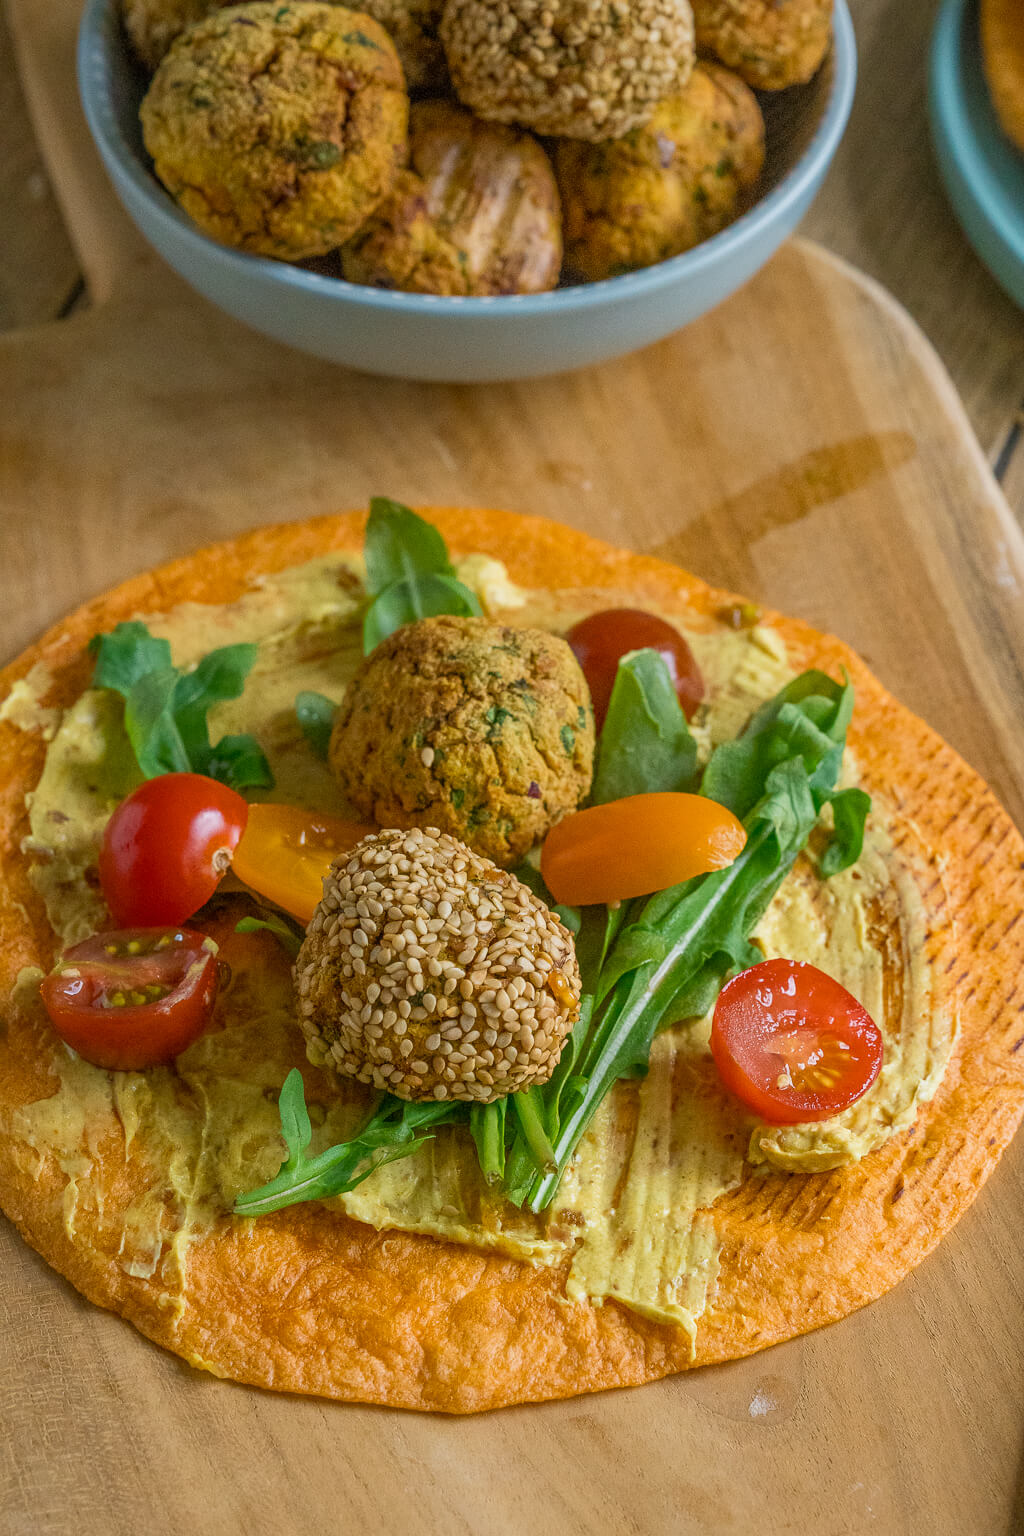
left=122, top=0, right=222, bottom=71
left=555, top=62, right=765, bottom=283
left=123, top=0, right=445, bottom=83
left=692, top=0, right=833, bottom=91
left=358, top=0, right=447, bottom=91
left=340, top=100, right=562, bottom=295
left=139, top=2, right=408, bottom=260
left=328, top=615, right=595, bottom=867
left=297, top=826, right=581, bottom=1102
left=440, top=0, right=696, bottom=142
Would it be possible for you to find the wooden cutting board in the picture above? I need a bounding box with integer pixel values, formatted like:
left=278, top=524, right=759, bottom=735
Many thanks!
left=4, top=3, right=1024, bottom=1533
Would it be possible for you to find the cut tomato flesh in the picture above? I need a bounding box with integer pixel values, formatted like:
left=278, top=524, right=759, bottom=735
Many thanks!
left=710, top=958, right=884, bottom=1124
left=232, top=803, right=374, bottom=923
left=40, top=927, right=221, bottom=1071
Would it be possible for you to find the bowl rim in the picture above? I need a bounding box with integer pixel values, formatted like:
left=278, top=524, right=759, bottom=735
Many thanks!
left=79, top=0, right=857, bottom=317
left=929, top=0, right=1024, bottom=273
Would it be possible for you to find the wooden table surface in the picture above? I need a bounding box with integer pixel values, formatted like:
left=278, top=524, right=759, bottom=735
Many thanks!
left=4, top=5, right=1024, bottom=1535
left=3, top=0, right=1023, bottom=500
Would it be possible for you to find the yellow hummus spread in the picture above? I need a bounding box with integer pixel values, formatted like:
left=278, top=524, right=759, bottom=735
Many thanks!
left=2, top=553, right=956, bottom=1349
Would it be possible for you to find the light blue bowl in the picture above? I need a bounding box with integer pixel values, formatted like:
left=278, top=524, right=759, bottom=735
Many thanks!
left=930, top=0, right=1024, bottom=309
left=78, top=0, right=856, bottom=381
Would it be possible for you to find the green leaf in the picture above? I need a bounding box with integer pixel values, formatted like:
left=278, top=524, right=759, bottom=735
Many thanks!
left=592, top=923, right=667, bottom=1007
left=205, top=733, right=275, bottom=791
left=364, top=498, right=454, bottom=596
left=172, top=643, right=260, bottom=769
left=89, top=622, right=172, bottom=696
left=89, top=622, right=272, bottom=790
left=235, top=913, right=304, bottom=960
left=820, top=786, right=871, bottom=877
left=295, top=691, right=336, bottom=759
left=233, top=1079, right=464, bottom=1216
left=592, top=649, right=698, bottom=805
left=362, top=573, right=482, bottom=653
left=278, top=1068, right=313, bottom=1171
left=123, top=667, right=190, bottom=777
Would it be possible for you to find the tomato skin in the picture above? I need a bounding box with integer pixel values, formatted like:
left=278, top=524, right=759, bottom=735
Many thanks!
left=711, top=958, right=884, bottom=1124
left=566, top=609, right=705, bottom=729
left=541, top=792, right=746, bottom=906
left=40, top=927, right=221, bottom=1071
left=232, top=803, right=374, bottom=923
left=99, top=773, right=248, bottom=927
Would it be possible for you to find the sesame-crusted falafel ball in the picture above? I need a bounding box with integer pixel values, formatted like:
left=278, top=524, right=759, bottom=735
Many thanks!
left=296, top=827, right=581, bottom=1102
left=556, top=62, right=764, bottom=282
left=340, top=100, right=562, bottom=294
left=440, top=0, right=696, bottom=142
left=329, top=615, right=595, bottom=867
left=692, top=0, right=832, bottom=91
left=139, top=2, right=408, bottom=260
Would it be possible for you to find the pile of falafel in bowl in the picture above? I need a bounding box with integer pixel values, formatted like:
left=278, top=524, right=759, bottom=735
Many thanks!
left=80, top=0, right=855, bottom=377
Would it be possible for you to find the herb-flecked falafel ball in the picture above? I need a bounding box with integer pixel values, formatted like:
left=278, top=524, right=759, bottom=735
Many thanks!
left=691, top=0, right=833, bottom=91
left=296, top=827, right=581, bottom=1102
left=139, top=2, right=408, bottom=260
left=440, top=0, right=696, bottom=141
left=340, top=100, right=562, bottom=295
left=328, top=615, right=595, bottom=867
left=123, top=0, right=446, bottom=84
left=555, top=62, right=765, bottom=282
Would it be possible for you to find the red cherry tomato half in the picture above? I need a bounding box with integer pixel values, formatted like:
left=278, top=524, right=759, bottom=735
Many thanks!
left=40, top=927, right=221, bottom=1071
left=710, top=958, right=884, bottom=1124
left=99, top=773, right=248, bottom=927
left=566, top=608, right=705, bottom=730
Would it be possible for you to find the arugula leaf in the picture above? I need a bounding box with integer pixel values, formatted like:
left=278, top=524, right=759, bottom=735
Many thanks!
left=235, top=913, right=304, bottom=960
left=89, top=622, right=273, bottom=791
left=123, top=666, right=189, bottom=778
left=295, top=691, right=337, bottom=759
left=820, top=786, right=872, bottom=876
left=360, top=498, right=484, bottom=652
left=592, top=649, right=698, bottom=804
left=234, top=1070, right=463, bottom=1216
left=205, top=734, right=274, bottom=791
left=363, top=573, right=482, bottom=653
left=278, top=1067, right=313, bottom=1171
left=89, top=622, right=172, bottom=692
left=364, top=498, right=454, bottom=595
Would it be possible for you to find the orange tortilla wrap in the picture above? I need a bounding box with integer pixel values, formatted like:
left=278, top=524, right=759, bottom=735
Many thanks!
left=1, top=507, right=1022, bottom=1413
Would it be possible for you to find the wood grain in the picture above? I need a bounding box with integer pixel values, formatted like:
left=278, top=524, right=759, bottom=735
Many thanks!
left=0, top=7, right=79, bottom=329
left=2, top=0, right=1024, bottom=1531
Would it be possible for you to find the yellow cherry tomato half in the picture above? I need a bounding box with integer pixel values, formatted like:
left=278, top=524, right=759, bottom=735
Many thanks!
left=540, top=792, right=747, bottom=907
left=232, top=804, right=374, bottom=923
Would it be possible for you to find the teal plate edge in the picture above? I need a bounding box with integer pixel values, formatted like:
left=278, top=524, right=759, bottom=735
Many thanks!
left=930, top=0, right=1024, bottom=309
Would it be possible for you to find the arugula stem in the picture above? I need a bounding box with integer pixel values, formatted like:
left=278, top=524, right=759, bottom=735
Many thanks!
left=511, top=1089, right=557, bottom=1173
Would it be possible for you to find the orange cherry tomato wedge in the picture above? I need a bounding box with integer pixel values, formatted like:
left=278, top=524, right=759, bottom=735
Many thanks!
left=231, top=803, right=374, bottom=923
left=540, top=792, right=746, bottom=907
left=710, top=958, right=884, bottom=1124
